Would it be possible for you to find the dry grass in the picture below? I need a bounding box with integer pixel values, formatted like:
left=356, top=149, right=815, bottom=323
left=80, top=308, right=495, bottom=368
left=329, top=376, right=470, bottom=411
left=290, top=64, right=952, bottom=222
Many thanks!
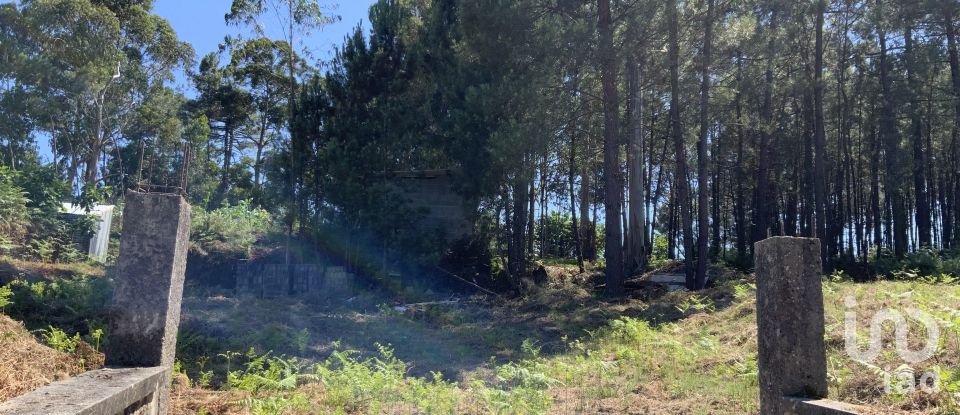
left=0, top=313, right=102, bottom=402
left=171, top=373, right=250, bottom=415
left=0, top=256, right=104, bottom=285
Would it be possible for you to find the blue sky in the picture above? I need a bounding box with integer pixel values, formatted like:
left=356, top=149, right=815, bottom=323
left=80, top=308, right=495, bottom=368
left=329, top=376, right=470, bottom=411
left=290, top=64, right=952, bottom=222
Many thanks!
left=153, top=0, right=376, bottom=95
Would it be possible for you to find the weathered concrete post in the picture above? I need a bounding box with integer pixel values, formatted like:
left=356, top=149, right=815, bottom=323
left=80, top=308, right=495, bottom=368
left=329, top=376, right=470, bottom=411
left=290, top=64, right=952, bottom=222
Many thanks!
left=107, top=191, right=191, bottom=414
left=755, top=237, right=828, bottom=414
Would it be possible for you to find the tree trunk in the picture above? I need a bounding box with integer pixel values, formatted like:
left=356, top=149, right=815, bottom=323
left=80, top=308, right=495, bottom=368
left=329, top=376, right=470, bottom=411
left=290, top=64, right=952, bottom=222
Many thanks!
left=814, top=0, right=828, bottom=266
left=754, top=7, right=778, bottom=247
left=905, top=24, right=931, bottom=248
left=627, top=54, right=648, bottom=274
left=569, top=115, right=585, bottom=272
left=83, top=140, right=101, bottom=187
left=580, top=164, right=595, bottom=261
left=734, top=51, right=748, bottom=264
left=598, top=0, right=624, bottom=296
left=945, top=3, right=960, bottom=248
left=509, top=177, right=528, bottom=284
left=527, top=177, right=536, bottom=258
left=668, top=0, right=695, bottom=288
left=695, top=0, right=714, bottom=290
left=877, top=8, right=907, bottom=258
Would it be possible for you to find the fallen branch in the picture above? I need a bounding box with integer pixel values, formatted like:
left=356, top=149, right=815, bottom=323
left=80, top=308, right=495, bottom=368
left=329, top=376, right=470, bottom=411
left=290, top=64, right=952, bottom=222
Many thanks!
left=434, top=266, right=503, bottom=299
left=395, top=300, right=461, bottom=308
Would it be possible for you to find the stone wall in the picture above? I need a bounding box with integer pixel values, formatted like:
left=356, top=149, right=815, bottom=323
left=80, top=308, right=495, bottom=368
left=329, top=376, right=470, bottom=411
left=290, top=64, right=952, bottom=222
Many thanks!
left=235, top=262, right=356, bottom=300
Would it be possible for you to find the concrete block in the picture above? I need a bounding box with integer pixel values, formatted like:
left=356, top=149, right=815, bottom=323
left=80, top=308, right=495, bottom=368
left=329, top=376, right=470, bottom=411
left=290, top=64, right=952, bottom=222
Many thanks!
left=0, top=367, right=167, bottom=415
left=107, top=191, right=191, bottom=414
left=754, top=237, right=828, bottom=414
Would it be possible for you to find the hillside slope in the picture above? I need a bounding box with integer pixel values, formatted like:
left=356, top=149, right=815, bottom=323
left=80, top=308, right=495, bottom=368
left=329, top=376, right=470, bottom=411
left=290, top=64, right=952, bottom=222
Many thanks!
left=0, top=314, right=102, bottom=402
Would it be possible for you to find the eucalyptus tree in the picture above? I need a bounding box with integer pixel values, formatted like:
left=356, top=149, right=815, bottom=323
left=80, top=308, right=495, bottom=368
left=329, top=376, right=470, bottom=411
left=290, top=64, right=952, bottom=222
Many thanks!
left=225, top=0, right=337, bottom=234
left=0, top=0, right=192, bottom=191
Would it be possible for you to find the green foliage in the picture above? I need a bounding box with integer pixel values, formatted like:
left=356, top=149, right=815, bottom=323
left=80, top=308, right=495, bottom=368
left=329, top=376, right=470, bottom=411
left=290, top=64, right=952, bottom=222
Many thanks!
left=478, top=342, right=556, bottom=415
left=0, top=284, right=12, bottom=311
left=38, top=325, right=81, bottom=353
left=194, top=345, right=462, bottom=414
left=0, top=165, right=95, bottom=263
left=536, top=212, right=575, bottom=258
left=675, top=295, right=716, bottom=315
left=88, top=327, right=104, bottom=353
left=649, top=233, right=672, bottom=269
left=0, top=167, right=29, bottom=249
left=1, top=0, right=193, bottom=190
left=190, top=201, right=274, bottom=254
left=903, top=247, right=942, bottom=277
left=869, top=247, right=960, bottom=281
left=2, top=276, right=112, bottom=335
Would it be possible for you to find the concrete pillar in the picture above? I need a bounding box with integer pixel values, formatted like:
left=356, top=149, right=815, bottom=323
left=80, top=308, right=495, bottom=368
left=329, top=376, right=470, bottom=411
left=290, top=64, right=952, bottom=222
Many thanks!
left=107, top=191, right=191, bottom=415
left=754, top=237, right=828, bottom=415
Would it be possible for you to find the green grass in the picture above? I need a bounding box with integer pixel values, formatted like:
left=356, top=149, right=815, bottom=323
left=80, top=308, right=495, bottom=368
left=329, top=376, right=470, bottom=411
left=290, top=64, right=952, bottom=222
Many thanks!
left=171, top=275, right=960, bottom=414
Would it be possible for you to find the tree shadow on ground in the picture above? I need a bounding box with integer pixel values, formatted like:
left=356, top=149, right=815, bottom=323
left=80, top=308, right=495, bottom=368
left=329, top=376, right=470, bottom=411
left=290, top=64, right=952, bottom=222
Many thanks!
left=176, top=266, right=752, bottom=384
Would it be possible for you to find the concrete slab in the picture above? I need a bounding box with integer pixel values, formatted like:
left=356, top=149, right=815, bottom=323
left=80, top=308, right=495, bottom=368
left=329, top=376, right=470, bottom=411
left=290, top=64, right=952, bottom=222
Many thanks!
left=0, top=367, right=167, bottom=415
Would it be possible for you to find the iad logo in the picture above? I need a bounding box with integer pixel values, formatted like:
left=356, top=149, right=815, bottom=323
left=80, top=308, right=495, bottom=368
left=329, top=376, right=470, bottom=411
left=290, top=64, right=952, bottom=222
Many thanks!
left=844, top=296, right=941, bottom=395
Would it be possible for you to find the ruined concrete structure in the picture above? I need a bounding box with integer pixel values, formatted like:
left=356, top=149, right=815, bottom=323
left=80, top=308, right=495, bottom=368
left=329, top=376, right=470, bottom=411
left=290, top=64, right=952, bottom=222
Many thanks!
left=0, top=191, right=191, bottom=415
left=754, top=237, right=863, bottom=415
left=235, top=262, right=355, bottom=299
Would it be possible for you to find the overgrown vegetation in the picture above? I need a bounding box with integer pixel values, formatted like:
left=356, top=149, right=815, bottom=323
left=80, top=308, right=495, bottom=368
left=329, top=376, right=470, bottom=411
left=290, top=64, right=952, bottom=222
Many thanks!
left=190, top=201, right=276, bottom=255
left=1, top=277, right=111, bottom=340
left=165, top=275, right=960, bottom=414
left=0, top=167, right=95, bottom=263
left=3, top=0, right=960, bottom=413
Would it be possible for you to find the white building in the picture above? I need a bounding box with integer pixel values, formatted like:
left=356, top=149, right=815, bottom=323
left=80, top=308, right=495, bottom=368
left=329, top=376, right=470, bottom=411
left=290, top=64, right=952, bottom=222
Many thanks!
left=61, top=203, right=115, bottom=263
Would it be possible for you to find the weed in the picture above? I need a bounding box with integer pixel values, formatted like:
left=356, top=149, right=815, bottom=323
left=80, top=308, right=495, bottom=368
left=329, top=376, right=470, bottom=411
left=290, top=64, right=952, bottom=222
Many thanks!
left=293, top=328, right=310, bottom=354
left=0, top=285, right=11, bottom=311
left=38, top=326, right=80, bottom=353
left=675, top=294, right=716, bottom=314
left=88, top=327, right=104, bottom=353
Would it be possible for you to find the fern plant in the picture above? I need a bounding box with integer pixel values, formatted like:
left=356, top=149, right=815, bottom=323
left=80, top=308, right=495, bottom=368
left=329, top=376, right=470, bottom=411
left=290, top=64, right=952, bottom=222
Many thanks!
left=0, top=285, right=11, bottom=312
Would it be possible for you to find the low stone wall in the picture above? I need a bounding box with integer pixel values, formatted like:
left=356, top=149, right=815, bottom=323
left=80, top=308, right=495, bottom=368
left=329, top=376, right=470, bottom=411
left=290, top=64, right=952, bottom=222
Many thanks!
left=235, top=262, right=356, bottom=299
left=0, top=367, right=167, bottom=415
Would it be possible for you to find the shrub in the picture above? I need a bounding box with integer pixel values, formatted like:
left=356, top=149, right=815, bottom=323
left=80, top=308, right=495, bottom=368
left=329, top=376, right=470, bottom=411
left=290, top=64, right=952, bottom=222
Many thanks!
left=191, top=201, right=275, bottom=255
left=903, top=247, right=942, bottom=277
left=1, top=165, right=94, bottom=263
left=3, top=276, right=112, bottom=334
left=943, top=257, right=960, bottom=278
left=536, top=212, right=575, bottom=258
left=0, top=285, right=11, bottom=311
left=649, top=233, right=672, bottom=270
left=39, top=326, right=81, bottom=354
left=870, top=247, right=899, bottom=277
